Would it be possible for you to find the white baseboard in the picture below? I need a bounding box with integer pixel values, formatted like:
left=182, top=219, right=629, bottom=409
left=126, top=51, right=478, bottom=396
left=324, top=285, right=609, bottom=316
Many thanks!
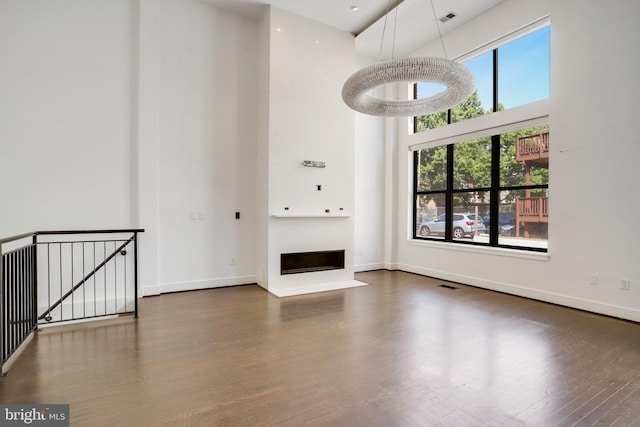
left=37, top=298, right=134, bottom=321
left=354, top=262, right=386, bottom=272
left=397, top=263, right=640, bottom=323
left=142, top=284, right=161, bottom=296
left=156, top=275, right=257, bottom=295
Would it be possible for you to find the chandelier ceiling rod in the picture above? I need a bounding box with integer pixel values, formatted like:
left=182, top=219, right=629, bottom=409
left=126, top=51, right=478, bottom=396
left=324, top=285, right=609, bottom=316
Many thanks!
left=429, top=0, right=448, bottom=59
left=377, top=0, right=392, bottom=61
left=378, top=0, right=400, bottom=62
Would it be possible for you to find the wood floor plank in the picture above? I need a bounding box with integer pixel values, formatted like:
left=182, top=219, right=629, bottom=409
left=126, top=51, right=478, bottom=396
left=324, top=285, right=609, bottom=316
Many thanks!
left=1, top=270, right=639, bottom=426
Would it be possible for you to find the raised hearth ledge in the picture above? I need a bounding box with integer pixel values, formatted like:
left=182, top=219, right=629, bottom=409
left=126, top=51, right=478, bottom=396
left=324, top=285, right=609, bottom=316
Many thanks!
left=271, top=213, right=350, bottom=218
left=269, top=279, right=368, bottom=297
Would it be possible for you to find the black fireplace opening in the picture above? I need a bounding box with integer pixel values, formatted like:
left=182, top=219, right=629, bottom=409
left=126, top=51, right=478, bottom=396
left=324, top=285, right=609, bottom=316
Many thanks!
left=281, top=250, right=345, bottom=275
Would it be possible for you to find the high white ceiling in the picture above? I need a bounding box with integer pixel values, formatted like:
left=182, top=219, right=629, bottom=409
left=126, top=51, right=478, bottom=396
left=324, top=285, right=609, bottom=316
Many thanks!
left=198, top=0, right=505, bottom=58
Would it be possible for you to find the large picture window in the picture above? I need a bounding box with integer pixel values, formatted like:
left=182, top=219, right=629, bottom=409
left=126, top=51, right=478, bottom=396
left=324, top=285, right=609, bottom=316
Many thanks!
left=414, top=125, right=549, bottom=250
left=412, top=22, right=550, bottom=251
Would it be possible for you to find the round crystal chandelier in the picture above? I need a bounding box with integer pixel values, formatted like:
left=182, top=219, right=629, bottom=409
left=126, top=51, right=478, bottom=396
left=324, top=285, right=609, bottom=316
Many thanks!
left=342, top=57, right=475, bottom=117
left=342, top=0, right=475, bottom=117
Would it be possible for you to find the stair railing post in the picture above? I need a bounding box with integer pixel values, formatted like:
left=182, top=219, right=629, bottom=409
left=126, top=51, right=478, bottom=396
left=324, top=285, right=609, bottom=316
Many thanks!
left=32, top=234, right=38, bottom=331
left=134, top=232, right=139, bottom=318
left=0, top=242, right=5, bottom=375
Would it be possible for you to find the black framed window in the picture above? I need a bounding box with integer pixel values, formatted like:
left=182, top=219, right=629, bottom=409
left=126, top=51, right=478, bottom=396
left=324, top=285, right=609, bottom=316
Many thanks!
left=414, top=125, right=549, bottom=250
left=414, top=25, right=550, bottom=133
left=412, top=24, right=550, bottom=251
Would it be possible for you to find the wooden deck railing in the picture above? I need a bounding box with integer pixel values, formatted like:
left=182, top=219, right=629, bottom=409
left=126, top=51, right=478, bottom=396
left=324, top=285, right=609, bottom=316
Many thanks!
left=516, top=197, right=548, bottom=223
left=516, top=132, right=549, bottom=163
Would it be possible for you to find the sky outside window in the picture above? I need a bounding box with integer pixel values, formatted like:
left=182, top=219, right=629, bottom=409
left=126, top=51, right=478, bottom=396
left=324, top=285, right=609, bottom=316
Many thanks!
left=461, top=51, right=493, bottom=113
left=498, top=25, right=550, bottom=108
left=414, top=24, right=550, bottom=124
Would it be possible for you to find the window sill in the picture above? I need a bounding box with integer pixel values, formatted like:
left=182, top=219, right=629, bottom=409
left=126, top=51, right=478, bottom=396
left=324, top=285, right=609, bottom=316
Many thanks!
left=407, top=238, right=549, bottom=262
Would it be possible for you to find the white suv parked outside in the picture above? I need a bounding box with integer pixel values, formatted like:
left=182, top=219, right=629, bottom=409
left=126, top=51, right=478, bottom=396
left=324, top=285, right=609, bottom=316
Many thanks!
left=418, top=213, right=485, bottom=239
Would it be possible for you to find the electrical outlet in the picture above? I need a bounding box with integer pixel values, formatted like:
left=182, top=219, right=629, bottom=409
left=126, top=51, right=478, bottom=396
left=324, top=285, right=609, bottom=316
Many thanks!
left=621, top=279, right=630, bottom=290
left=230, top=257, right=236, bottom=265
left=589, top=275, right=598, bottom=286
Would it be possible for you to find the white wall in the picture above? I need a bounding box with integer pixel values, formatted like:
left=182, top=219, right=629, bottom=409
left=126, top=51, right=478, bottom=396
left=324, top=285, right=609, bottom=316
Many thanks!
left=0, top=0, right=261, bottom=296
left=392, top=0, right=640, bottom=321
left=354, top=54, right=386, bottom=272
left=0, top=0, right=134, bottom=236
left=255, top=8, right=271, bottom=297
left=150, top=0, right=259, bottom=294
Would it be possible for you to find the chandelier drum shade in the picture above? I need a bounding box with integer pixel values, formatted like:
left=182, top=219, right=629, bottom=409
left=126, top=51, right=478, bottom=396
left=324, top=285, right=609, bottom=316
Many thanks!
left=342, top=57, right=475, bottom=117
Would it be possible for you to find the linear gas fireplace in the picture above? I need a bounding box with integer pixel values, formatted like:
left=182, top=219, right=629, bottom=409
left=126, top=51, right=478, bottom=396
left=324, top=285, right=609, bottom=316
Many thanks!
left=280, top=250, right=345, bottom=275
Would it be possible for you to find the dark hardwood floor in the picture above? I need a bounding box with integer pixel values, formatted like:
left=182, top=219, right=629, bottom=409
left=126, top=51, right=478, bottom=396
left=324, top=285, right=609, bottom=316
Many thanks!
left=1, top=270, right=639, bottom=426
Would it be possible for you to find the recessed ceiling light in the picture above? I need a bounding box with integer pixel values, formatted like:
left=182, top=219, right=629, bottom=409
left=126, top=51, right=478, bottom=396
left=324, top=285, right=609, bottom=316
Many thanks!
left=351, top=6, right=359, bottom=12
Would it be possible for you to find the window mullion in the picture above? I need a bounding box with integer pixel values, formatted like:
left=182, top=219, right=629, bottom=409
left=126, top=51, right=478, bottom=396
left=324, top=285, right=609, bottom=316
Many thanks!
left=445, top=144, right=454, bottom=240
left=493, top=49, right=499, bottom=113
left=490, top=134, right=500, bottom=245
left=412, top=151, right=419, bottom=238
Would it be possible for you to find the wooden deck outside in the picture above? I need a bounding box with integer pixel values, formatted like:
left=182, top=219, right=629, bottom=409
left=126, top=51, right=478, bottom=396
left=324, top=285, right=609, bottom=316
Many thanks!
left=515, top=132, right=550, bottom=236
left=516, top=196, right=549, bottom=223
left=1, top=270, right=639, bottom=426
left=516, top=131, right=549, bottom=164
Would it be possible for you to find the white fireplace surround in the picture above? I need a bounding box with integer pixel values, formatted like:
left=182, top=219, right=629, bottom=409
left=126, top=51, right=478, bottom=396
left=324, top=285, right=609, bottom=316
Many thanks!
left=255, top=8, right=362, bottom=297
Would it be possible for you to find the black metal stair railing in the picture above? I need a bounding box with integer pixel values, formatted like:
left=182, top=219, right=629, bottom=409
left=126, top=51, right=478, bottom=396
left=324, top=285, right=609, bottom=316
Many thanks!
left=0, top=233, right=38, bottom=376
left=1, top=229, right=143, bottom=375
